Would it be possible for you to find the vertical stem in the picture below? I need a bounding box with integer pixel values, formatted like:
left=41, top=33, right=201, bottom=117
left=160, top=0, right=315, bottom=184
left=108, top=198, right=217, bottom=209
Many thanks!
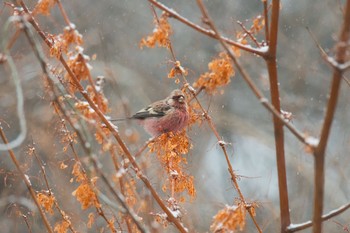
left=313, top=1, right=350, bottom=232
left=312, top=150, right=325, bottom=233
left=263, top=0, right=269, bottom=44
left=266, top=0, right=291, bottom=232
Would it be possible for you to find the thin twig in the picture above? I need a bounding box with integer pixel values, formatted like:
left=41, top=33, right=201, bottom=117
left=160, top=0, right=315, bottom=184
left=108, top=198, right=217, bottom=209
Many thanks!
left=135, top=137, right=156, bottom=158
left=55, top=0, right=71, bottom=26
left=30, top=143, right=77, bottom=233
left=307, top=27, right=350, bottom=83
left=263, top=0, right=270, bottom=43
left=147, top=0, right=266, bottom=57
left=109, top=147, right=134, bottom=233
left=0, top=17, right=27, bottom=151
left=237, top=20, right=261, bottom=48
left=20, top=213, right=33, bottom=233
left=0, top=127, right=54, bottom=233
left=286, top=202, right=350, bottom=232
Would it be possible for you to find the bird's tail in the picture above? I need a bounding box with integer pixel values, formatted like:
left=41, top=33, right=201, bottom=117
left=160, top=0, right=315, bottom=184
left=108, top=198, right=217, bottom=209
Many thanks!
left=110, top=117, right=132, bottom=122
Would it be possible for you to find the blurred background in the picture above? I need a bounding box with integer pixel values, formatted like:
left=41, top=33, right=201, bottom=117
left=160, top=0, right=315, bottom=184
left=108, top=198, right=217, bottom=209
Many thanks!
left=0, top=0, right=349, bottom=232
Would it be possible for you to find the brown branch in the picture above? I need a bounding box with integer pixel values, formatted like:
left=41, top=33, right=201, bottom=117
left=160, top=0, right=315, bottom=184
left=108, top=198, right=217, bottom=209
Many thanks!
left=0, top=127, right=54, bottom=233
left=263, top=0, right=270, bottom=43
left=286, top=202, right=350, bottom=232
left=109, top=147, right=134, bottom=233
left=312, top=0, right=350, bottom=232
left=55, top=0, right=71, bottom=26
left=18, top=2, right=187, bottom=232
left=237, top=20, right=261, bottom=48
left=30, top=143, right=77, bottom=233
left=135, top=137, right=156, bottom=158
left=264, top=0, right=291, bottom=231
left=307, top=27, right=350, bottom=85
left=82, top=55, right=103, bottom=109
left=20, top=213, right=33, bottom=233
left=147, top=0, right=266, bottom=57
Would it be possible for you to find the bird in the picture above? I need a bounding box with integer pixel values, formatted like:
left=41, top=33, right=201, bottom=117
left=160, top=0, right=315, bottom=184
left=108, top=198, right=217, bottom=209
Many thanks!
left=113, top=89, right=189, bottom=137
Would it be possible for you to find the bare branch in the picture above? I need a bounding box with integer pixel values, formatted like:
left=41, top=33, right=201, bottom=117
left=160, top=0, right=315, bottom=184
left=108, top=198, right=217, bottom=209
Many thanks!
left=287, top=202, right=350, bottom=232
left=0, top=19, right=27, bottom=151
left=0, top=127, right=54, bottom=233
left=147, top=0, right=266, bottom=57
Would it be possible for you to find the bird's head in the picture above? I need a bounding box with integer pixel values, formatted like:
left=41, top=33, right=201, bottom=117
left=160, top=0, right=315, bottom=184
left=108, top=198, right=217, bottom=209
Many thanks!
left=168, top=89, right=187, bottom=107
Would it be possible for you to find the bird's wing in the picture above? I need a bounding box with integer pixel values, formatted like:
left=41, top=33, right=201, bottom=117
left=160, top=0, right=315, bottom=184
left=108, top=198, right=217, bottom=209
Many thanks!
left=131, top=101, right=171, bottom=119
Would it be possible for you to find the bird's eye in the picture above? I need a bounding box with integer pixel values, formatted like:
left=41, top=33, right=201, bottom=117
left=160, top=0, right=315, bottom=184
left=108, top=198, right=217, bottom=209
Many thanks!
left=173, top=95, right=185, bottom=103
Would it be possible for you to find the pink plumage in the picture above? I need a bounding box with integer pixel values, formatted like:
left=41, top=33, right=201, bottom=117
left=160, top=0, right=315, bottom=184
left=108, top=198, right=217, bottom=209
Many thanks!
left=131, top=89, right=189, bottom=136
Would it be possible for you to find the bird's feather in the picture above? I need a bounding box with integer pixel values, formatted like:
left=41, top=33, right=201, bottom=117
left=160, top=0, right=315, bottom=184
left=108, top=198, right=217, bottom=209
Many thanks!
left=131, top=103, right=171, bottom=119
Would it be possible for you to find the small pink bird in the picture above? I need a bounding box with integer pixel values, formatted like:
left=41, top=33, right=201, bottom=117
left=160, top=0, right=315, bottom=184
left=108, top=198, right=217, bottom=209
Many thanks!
left=116, top=89, right=189, bottom=137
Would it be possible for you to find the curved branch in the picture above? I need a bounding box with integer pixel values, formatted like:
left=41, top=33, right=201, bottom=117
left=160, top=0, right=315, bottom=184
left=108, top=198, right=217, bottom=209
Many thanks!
left=148, top=0, right=266, bottom=57
left=0, top=19, right=27, bottom=151
left=287, top=202, right=350, bottom=232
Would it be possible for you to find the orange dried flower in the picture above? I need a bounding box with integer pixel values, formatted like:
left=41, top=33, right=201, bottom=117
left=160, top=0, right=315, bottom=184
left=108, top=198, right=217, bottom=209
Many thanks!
left=72, top=162, right=100, bottom=209
left=152, top=197, right=182, bottom=228
left=72, top=183, right=100, bottom=210
left=87, top=213, right=95, bottom=228
left=236, top=15, right=265, bottom=47
left=75, top=101, right=98, bottom=120
left=95, top=126, right=112, bottom=152
left=37, top=192, right=55, bottom=214
left=60, top=162, right=68, bottom=169
left=107, top=217, right=116, bottom=232
left=125, top=179, right=137, bottom=207
left=33, top=0, right=56, bottom=16
left=86, top=84, right=110, bottom=114
left=210, top=204, right=246, bottom=232
left=59, top=129, right=77, bottom=152
left=50, top=25, right=83, bottom=58
left=252, top=15, right=265, bottom=34
left=66, top=52, right=90, bottom=81
left=148, top=130, right=195, bottom=198
left=188, top=101, right=203, bottom=126
left=140, top=13, right=172, bottom=48
left=193, top=52, right=234, bottom=94
left=172, top=173, right=196, bottom=197
left=64, top=47, right=91, bottom=93
left=168, top=61, right=188, bottom=78
left=72, top=162, right=86, bottom=182
left=54, top=220, right=70, bottom=233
